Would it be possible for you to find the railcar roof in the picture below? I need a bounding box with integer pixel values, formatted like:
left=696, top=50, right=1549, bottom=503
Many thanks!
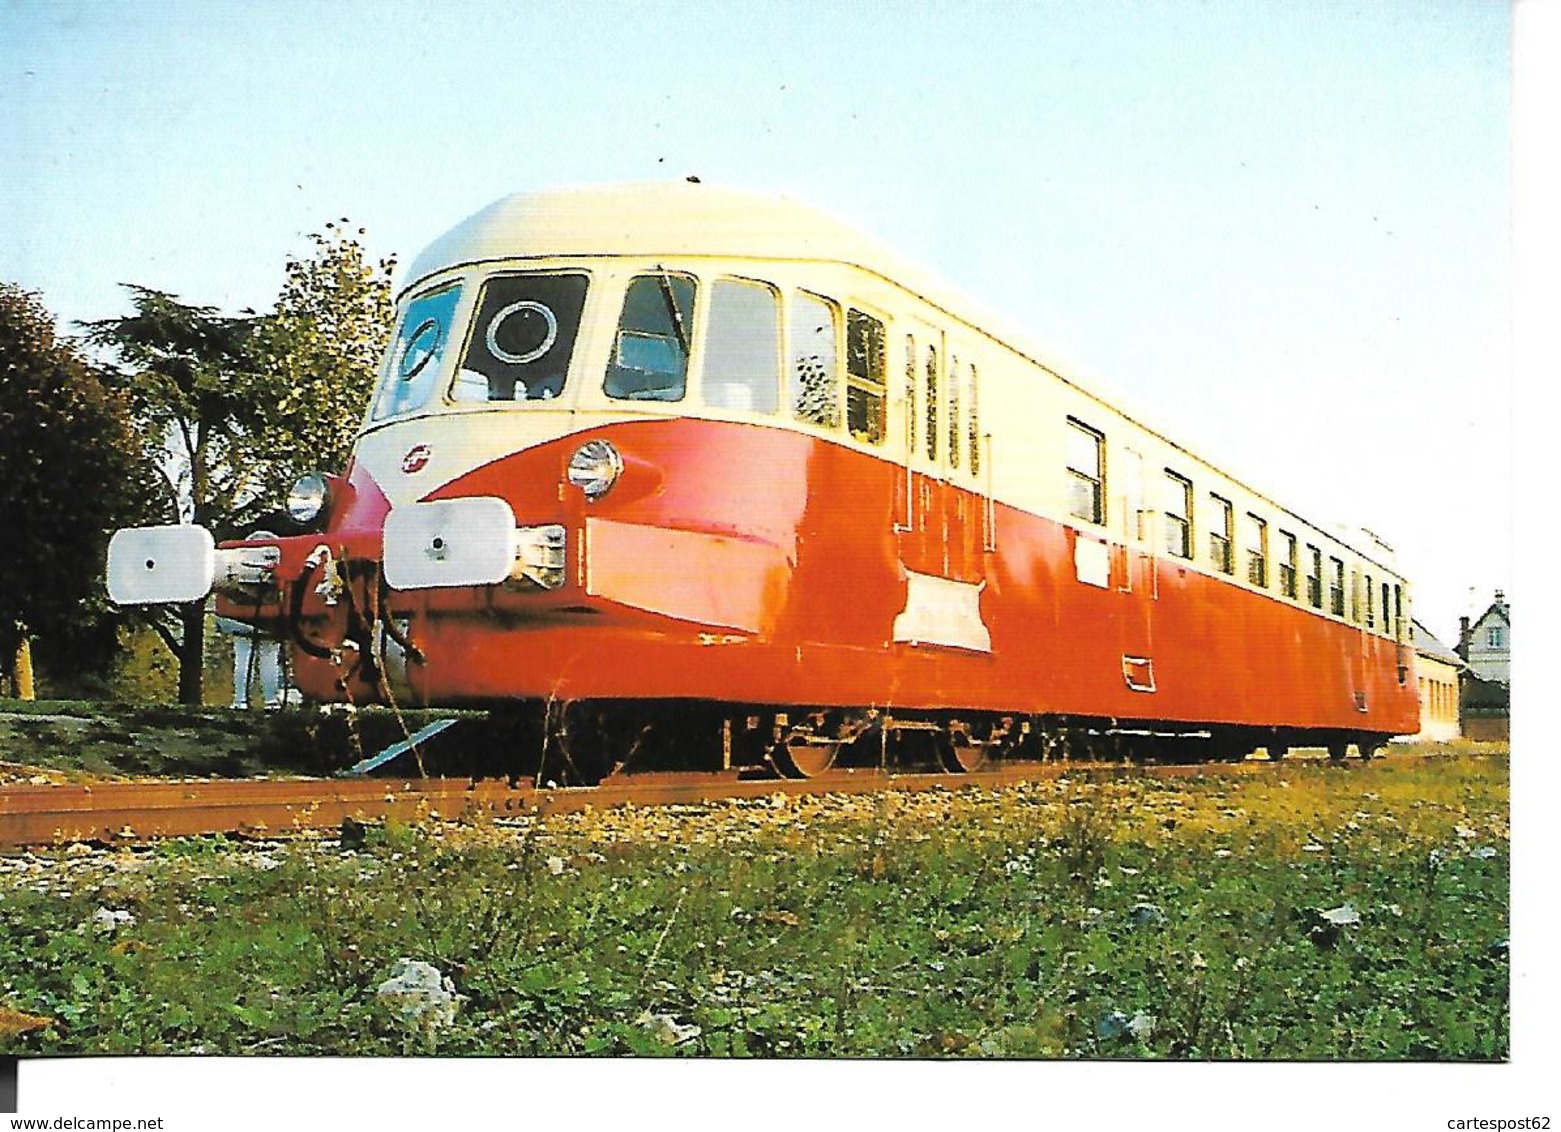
left=403, top=181, right=932, bottom=292
left=402, top=181, right=1402, bottom=578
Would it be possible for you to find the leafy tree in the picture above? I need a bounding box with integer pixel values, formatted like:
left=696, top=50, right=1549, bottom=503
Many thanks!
left=81, top=223, right=396, bottom=704
left=236, top=221, right=397, bottom=498
left=0, top=283, right=155, bottom=693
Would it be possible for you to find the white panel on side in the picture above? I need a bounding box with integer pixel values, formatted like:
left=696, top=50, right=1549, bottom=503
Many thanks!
left=383, top=497, right=517, bottom=590
left=892, top=570, right=991, bottom=653
left=106, top=525, right=216, bottom=605
left=1074, top=535, right=1110, bottom=588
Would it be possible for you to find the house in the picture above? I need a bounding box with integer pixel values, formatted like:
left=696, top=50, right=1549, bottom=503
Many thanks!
left=1457, top=590, right=1510, bottom=742
left=1459, top=590, right=1510, bottom=685
left=1408, top=619, right=1463, bottom=742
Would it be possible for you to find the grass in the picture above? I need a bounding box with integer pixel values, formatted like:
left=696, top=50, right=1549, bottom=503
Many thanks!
left=0, top=751, right=1507, bottom=1059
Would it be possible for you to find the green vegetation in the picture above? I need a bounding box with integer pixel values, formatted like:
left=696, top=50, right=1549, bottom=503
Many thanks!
left=0, top=754, right=1507, bottom=1058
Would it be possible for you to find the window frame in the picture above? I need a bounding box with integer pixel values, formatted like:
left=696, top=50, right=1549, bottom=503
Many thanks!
left=1328, top=556, right=1346, bottom=617
left=844, top=306, right=887, bottom=445
left=1244, top=512, right=1268, bottom=588
left=1065, top=417, right=1106, bottom=526
left=1278, top=530, right=1298, bottom=599
left=1209, top=493, right=1234, bottom=575
left=1163, top=470, right=1192, bottom=559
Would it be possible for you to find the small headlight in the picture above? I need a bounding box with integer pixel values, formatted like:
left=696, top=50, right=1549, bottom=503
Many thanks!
left=566, top=440, right=623, bottom=501
left=287, top=472, right=331, bottom=526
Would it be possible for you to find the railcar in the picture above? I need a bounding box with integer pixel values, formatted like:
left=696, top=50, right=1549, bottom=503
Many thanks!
left=107, top=182, right=1419, bottom=779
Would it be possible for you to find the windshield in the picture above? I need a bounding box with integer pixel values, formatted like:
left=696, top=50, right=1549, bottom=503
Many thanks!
left=452, top=273, right=589, bottom=403
left=372, top=283, right=463, bottom=421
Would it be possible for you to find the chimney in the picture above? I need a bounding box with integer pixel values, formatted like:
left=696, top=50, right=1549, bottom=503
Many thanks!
left=1457, top=616, right=1471, bottom=660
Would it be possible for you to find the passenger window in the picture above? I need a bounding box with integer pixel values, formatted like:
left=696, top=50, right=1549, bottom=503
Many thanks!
left=1244, top=513, right=1268, bottom=587
left=374, top=282, right=464, bottom=420
left=1163, top=471, right=1192, bottom=558
left=1329, top=557, right=1346, bottom=616
left=605, top=273, right=695, bottom=402
left=704, top=279, right=779, bottom=413
left=905, top=335, right=917, bottom=456
left=845, top=309, right=886, bottom=444
left=1365, top=573, right=1375, bottom=628
left=1066, top=418, right=1105, bottom=525
left=1279, top=531, right=1298, bottom=598
left=967, top=364, right=981, bottom=474
left=1382, top=581, right=1391, bottom=636
left=925, top=345, right=939, bottom=461
left=1306, top=545, right=1323, bottom=609
left=455, top=273, right=590, bottom=404
left=1209, top=494, right=1233, bottom=574
left=790, top=293, right=839, bottom=427
left=948, top=357, right=961, bottom=469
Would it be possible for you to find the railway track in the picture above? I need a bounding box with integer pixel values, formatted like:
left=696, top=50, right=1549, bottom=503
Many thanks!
left=1, top=755, right=1329, bottom=851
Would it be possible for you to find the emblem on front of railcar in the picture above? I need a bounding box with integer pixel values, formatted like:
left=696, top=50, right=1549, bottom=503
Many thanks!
left=401, top=443, right=432, bottom=474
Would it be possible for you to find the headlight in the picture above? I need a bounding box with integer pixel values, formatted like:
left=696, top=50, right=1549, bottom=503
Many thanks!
left=286, top=472, right=331, bottom=526
left=566, top=440, right=623, bottom=501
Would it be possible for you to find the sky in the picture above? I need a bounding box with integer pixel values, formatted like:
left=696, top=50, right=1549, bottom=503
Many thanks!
left=0, top=2, right=1514, bottom=645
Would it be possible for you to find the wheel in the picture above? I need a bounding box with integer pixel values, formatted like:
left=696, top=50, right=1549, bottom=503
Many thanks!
left=772, top=733, right=839, bottom=778
left=938, top=727, right=992, bottom=774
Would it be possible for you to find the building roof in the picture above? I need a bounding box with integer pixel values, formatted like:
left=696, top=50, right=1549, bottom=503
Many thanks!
left=1470, top=590, right=1510, bottom=632
left=1411, top=619, right=1465, bottom=667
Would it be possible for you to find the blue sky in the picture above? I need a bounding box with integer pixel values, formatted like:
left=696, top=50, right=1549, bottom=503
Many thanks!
left=1, top=0, right=1511, bottom=641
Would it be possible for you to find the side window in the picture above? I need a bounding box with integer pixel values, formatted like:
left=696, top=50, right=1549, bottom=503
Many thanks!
left=457, top=273, right=590, bottom=403
left=904, top=334, right=917, bottom=456
left=704, top=278, right=780, bottom=413
left=1279, top=531, right=1299, bottom=599
left=1245, top=513, right=1268, bottom=587
left=845, top=308, right=886, bottom=444
left=1329, top=556, right=1346, bottom=616
left=968, top=364, right=981, bottom=474
left=1065, top=418, right=1105, bottom=525
left=605, top=273, right=695, bottom=402
left=1365, top=573, right=1375, bottom=628
left=1382, top=581, right=1391, bottom=635
left=948, top=356, right=961, bottom=469
left=1394, top=584, right=1403, bottom=639
left=1209, top=494, right=1234, bottom=574
left=790, top=292, right=839, bottom=427
left=1307, top=545, right=1323, bottom=609
left=1163, top=471, right=1192, bottom=558
left=925, top=344, right=939, bottom=461
left=373, top=282, right=463, bottom=420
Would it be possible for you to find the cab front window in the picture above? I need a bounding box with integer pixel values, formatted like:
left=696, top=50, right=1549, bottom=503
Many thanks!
left=453, top=272, right=589, bottom=403
left=372, top=282, right=463, bottom=420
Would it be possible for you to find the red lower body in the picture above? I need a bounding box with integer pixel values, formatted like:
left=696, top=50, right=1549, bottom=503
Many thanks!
left=243, top=417, right=1417, bottom=739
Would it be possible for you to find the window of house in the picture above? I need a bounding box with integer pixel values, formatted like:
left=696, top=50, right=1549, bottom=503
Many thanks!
left=604, top=272, right=693, bottom=402
left=1244, top=513, right=1268, bottom=587
left=1488, top=626, right=1505, bottom=648
left=1164, top=471, right=1192, bottom=558
left=1329, top=557, right=1346, bottom=616
left=1066, top=418, right=1105, bottom=524
left=1307, top=545, right=1323, bottom=609
left=1209, top=494, right=1234, bottom=574
left=789, top=292, right=839, bottom=427
left=968, top=364, right=981, bottom=474
left=1278, top=531, right=1298, bottom=598
left=703, top=278, right=780, bottom=413
left=844, top=308, right=886, bottom=444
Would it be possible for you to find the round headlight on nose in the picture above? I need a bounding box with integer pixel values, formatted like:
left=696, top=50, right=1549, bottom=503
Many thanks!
left=286, top=472, right=331, bottom=527
left=566, top=440, right=623, bottom=501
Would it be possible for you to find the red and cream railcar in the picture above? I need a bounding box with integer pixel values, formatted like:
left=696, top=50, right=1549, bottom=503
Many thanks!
left=108, top=182, right=1418, bottom=775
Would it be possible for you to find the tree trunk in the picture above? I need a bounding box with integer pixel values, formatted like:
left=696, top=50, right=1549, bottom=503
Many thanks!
left=13, top=637, right=34, bottom=700
left=177, top=601, right=205, bottom=705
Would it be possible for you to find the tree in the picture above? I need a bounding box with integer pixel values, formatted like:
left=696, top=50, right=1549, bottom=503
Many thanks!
left=80, top=223, right=396, bottom=703
left=0, top=283, right=154, bottom=694
left=238, top=221, right=397, bottom=494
